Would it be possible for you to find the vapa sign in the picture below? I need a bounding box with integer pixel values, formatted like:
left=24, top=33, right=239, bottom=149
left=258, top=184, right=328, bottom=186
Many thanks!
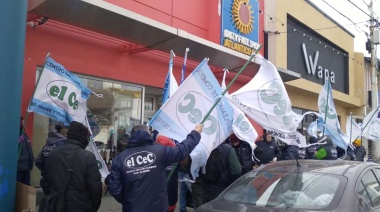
left=302, top=43, right=335, bottom=84
left=221, top=0, right=260, bottom=56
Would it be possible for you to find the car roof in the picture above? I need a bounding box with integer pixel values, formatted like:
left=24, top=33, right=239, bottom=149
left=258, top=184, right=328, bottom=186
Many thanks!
left=256, top=160, right=380, bottom=177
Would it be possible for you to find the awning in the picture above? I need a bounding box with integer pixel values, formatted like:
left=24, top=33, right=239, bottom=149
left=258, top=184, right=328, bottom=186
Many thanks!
left=28, top=0, right=300, bottom=82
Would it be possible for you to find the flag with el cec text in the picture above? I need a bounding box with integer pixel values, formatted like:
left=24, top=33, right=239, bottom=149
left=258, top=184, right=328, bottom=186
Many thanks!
left=227, top=55, right=307, bottom=147
left=149, top=59, right=234, bottom=179
left=28, top=57, right=92, bottom=126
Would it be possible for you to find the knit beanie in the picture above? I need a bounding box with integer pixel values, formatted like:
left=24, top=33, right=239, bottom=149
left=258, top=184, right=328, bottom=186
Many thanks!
left=67, top=121, right=90, bottom=146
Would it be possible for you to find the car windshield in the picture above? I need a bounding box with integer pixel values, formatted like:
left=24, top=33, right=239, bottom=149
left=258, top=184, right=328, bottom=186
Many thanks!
left=221, top=166, right=347, bottom=210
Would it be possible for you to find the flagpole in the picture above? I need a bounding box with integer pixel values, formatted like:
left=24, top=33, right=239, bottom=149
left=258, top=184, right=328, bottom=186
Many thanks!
left=361, top=105, right=380, bottom=132
left=349, top=112, right=353, bottom=144
left=200, top=45, right=262, bottom=124
left=20, top=52, right=50, bottom=156
left=322, top=80, right=330, bottom=136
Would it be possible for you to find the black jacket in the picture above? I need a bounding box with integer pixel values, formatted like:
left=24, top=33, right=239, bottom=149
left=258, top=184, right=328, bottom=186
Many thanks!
left=18, top=134, right=34, bottom=171
left=355, top=146, right=366, bottom=161
left=35, top=132, right=66, bottom=175
left=255, top=140, right=281, bottom=164
left=232, top=141, right=254, bottom=174
left=108, top=129, right=201, bottom=212
left=280, top=145, right=299, bottom=160
left=43, top=139, right=102, bottom=212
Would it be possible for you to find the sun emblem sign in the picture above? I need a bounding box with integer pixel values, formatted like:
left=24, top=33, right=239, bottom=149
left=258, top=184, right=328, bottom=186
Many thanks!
left=232, top=0, right=254, bottom=35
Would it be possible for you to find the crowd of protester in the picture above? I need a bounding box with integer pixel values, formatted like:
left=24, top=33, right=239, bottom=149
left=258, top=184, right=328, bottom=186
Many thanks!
left=17, top=117, right=369, bottom=212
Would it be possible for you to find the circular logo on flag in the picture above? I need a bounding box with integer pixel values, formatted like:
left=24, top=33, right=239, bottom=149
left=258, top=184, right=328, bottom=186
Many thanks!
left=97, top=160, right=103, bottom=171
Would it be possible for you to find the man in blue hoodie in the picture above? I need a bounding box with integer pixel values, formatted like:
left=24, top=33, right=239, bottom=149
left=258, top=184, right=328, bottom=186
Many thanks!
left=108, top=124, right=203, bottom=212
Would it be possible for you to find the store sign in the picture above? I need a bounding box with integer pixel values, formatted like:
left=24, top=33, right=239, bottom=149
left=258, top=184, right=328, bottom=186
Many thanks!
left=302, top=43, right=335, bottom=84
left=287, top=16, right=348, bottom=94
left=221, top=0, right=260, bottom=55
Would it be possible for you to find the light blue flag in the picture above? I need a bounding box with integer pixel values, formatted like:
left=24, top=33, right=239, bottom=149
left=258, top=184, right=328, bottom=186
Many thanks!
left=149, top=59, right=234, bottom=179
left=28, top=57, right=92, bottom=126
left=316, top=117, right=348, bottom=149
left=306, top=119, right=318, bottom=138
left=162, top=50, right=178, bottom=104
left=318, top=80, right=348, bottom=149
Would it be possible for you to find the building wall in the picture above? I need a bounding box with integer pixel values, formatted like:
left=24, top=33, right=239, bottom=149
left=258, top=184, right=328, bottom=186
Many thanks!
left=265, top=0, right=365, bottom=132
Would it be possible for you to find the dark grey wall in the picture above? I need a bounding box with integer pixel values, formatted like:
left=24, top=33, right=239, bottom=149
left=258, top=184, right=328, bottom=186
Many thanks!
left=287, top=15, right=349, bottom=94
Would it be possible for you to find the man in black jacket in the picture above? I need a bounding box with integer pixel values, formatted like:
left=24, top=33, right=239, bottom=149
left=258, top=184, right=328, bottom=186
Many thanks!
left=256, top=133, right=281, bottom=164
left=229, top=133, right=255, bottom=174
left=108, top=124, right=203, bottom=212
left=41, top=121, right=102, bottom=212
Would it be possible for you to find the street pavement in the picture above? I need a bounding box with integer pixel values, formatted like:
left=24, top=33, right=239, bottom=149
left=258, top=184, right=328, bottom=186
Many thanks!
left=98, top=195, right=195, bottom=212
left=36, top=192, right=195, bottom=212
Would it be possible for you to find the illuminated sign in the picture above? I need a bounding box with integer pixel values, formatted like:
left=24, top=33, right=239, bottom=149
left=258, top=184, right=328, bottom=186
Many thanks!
left=221, top=0, right=260, bottom=55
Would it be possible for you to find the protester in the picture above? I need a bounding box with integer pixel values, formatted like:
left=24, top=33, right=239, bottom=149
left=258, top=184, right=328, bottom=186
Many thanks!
left=298, top=147, right=307, bottom=159
left=201, top=141, right=242, bottom=204
left=353, top=139, right=366, bottom=161
left=280, top=143, right=300, bottom=160
left=155, top=134, right=179, bottom=212
left=178, top=156, right=192, bottom=212
left=337, top=146, right=356, bottom=160
left=314, top=135, right=338, bottom=160
left=40, top=121, right=102, bottom=212
left=107, top=124, right=203, bottom=212
left=306, top=136, right=319, bottom=159
left=255, top=133, right=281, bottom=164
left=17, top=117, right=34, bottom=185
left=229, top=133, right=255, bottom=174
left=35, top=124, right=68, bottom=177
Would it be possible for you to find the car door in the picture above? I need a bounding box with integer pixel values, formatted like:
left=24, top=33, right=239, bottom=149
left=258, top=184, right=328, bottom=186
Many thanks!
left=356, top=168, right=380, bottom=211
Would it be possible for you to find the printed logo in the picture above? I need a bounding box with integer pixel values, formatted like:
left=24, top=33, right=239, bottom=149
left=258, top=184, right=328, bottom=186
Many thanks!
left=46, top=80, right=80, bottom=115
left=124, top=151, right=156, bottom=169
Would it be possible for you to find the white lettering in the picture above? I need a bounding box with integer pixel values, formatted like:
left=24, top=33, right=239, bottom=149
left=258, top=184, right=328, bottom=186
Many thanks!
left=302, top=43, right=336, bottom=84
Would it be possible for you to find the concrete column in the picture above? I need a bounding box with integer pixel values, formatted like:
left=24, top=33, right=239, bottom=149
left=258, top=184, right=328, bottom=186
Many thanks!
left=0, top=0, right=27, bottom=211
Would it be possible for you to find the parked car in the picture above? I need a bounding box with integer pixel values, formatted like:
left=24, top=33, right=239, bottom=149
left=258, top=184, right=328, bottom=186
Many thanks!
left=196, top=160, right=380, bottom=211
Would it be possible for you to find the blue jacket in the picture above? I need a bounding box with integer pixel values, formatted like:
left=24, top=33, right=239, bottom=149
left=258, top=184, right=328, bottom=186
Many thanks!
left=108, top=129, right=201, bottom=212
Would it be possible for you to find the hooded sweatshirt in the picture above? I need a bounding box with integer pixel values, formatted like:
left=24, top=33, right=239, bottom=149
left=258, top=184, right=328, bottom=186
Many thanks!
left=35, top=132, right=66, bottom=174
left=108, top=129, right=201, bottom=212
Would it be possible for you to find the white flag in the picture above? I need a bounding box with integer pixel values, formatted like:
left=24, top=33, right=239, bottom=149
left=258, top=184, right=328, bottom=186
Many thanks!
left=362, top=107, right=380, bottom=141
left=221, top=70, right=258, bottom=149
left=84, top=116, right=110, bottom=179
left=149, top=59, right=234, bottom=179
left=162, top=50, right=178, bottom=104
left=28, top=57, right=91, bottom=126
left=227, top=55, right=307, bottom=147
left=346, top=115, right=362, bottom=143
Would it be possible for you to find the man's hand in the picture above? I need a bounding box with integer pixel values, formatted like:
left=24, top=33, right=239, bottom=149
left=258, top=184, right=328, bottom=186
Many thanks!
left=194, top=124, right=203, bottom=134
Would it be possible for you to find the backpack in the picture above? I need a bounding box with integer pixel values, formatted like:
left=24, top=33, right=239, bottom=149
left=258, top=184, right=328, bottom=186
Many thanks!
left=202, top=145, right=225, bottom=182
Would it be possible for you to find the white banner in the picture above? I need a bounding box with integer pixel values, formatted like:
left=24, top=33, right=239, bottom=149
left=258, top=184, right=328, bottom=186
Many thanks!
left=346, top=115, right=362, bottom=143
left=221, top=70, right=258, bottom=149
left=149, top=59, right=234, bottom=179
left=84, top=116, right=110, bottom=180
left=362, top=107, right=380, bottom=141
left=227, top=55, right=305, bottom=147
left=27, top=57, right=92, bottom=126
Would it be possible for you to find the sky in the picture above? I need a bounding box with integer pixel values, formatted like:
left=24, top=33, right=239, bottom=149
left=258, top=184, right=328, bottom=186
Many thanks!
left=309, top=0, right=379, bottom=58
